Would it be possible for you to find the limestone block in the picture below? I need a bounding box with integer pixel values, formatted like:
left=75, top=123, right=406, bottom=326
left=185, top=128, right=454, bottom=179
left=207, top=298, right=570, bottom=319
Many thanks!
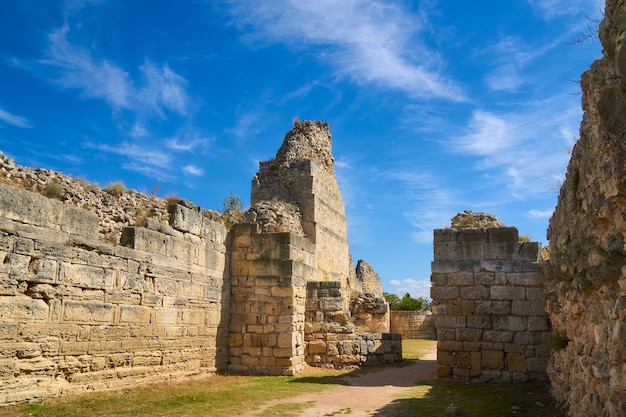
left=456, top=328, right=482, bottom=341
left=512, top=300, right=546, bottom=316
left=467, top=315, right=492, bottom=329
left=0, top=183, right=57, bottom=228
left=484, top=243, right=517, bottom=260
left=60, top=263, right=114, bottom=290
left=479, top=260, right=521, bottom=273
left=434, top=228, right=457, bottom=244
left=455, top=243, right=485, bottom=260
left=507, top=273, right=542, bottom=287
left=482, top=350, right=504, bottom=370
left=166, top=236, right=195, bottom=264
left=490, top=286, right=526, bottom=301
left=506, top=352, right=527, bottom=373
left=487, top=227, right=519, bottom=243
left=63, top=301, right=114, bottom=323
left=61, top=206, right=99, bottom=239
left=153, top=308, right=179, bottom=325
left=430, top=285, right=459, bottom=300
left=120, top=227, right=167, bottom=255
left=493, top=316, right=526, bottom=332
left=141, top=294, right=163, bottom=306
left=515, top=242, right=540, bottom=261
left=105, top=291, right=140, bottom=305
left=460, top=285, right=489, bottom=300
left=168, top=204, right=203, bottom=235
left=434, top=315, right=466, bottom=329
left=0, top=296, right=48, bottom=321
left=526, top=287, right=545, bottom=301
left=119, top=305, right=151, bottom=324
left=483, top=330, right=514, bottom=343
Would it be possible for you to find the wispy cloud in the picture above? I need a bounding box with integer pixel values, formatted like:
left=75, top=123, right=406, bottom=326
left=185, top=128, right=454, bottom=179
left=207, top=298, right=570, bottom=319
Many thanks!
left=529, top=209, right=554, bottom=218
left=226, top=0, right=464, bottom=101
left=0, top=108, right=32, bottom=128
left=25, top=25, right=188, bottom=119
left=448, top=104, right=576, bottom=198
left=528, top=0, right=603, bottom=20
left=92, top=142, right=174, bottom=181
left=167, top=134, right=212, bottom=152
left=182, top=165, right=203, bottom=176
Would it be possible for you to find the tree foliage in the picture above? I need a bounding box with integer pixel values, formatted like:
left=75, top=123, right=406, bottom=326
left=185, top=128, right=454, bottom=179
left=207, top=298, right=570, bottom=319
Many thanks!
left=222, top=192, right=243, bottom=214
left=383, top=292, right=428, bottom=311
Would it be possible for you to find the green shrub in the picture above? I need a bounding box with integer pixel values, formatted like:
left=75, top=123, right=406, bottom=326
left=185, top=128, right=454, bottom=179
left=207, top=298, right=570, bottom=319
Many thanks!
left=222, top=192, right=243, bottom=214
left=103, top=181, right=127, bottom=196
left=42, top=180, right=64, bottom=200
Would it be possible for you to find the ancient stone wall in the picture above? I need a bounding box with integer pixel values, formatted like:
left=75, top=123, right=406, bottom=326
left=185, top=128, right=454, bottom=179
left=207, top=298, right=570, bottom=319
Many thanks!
left=390, top=311, right=436, bottom=340
left=305, top=281, right=401, bottom=368
left=544, top=1, right=626, bottom=415
left=0, top=183, right=230, bottom=406
left=431, top=226, right=550, bottom=381
left=228, top=224, right=312, bottom=376
left=251, top=122, right=351, bottom=286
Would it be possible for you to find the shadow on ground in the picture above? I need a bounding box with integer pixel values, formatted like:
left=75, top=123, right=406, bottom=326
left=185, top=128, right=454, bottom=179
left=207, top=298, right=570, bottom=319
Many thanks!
left=372, top=379, right=564, bottom=417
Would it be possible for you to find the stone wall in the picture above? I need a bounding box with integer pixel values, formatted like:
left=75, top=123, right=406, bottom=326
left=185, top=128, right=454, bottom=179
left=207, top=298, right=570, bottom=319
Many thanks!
left=305, top=281, right=401, bottom=368
left=228, top=224, right=312, bottom=376
left=390, top=311, right=436, bottom=340
left=431, top=226, right=550, bottom=381
left=544, top=1, right=626, bottom=415
left=0, top=184, right=230, bottom=406
left=251, top=122, right=351, bottom=287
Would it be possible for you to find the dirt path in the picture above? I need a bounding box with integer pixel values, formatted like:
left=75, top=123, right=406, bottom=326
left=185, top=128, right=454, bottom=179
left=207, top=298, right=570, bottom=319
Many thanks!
left=242, top=347, right=437, bottom=417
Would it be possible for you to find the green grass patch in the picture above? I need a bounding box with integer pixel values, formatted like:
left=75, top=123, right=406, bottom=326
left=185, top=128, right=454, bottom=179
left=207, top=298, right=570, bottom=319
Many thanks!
left=3, top=372, right=347, bottom=417
left=402, top=339, right=437, bottom=361
left=380, top=379, right=562, bottom=417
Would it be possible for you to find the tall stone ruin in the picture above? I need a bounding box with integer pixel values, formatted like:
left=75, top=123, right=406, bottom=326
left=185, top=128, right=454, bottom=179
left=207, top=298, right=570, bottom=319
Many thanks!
left=544, top=1, right=626, bottom=415
left=0, top=121, right=399, bottom=406
left=431, top=212, right=550, bottom=381
left=251, top=121, right=352, bottom=287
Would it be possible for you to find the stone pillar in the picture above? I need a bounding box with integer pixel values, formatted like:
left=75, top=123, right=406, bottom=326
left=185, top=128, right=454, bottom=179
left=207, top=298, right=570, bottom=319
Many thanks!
left=228, top=224, right=313, bottom=376
left=431, top=227, right=550, bottom=381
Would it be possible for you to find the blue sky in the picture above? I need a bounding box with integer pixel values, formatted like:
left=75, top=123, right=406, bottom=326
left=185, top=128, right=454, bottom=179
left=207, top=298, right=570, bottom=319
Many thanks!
left=0, top=0, right=603, bottom=299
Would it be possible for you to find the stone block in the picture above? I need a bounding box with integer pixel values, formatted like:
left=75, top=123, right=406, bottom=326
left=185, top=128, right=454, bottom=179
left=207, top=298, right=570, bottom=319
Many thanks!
left=493, top=316, right=526, bottom=331
left=460, top=285, right=490, bottom=300
left=60, top=263, right=114, bottom=290
left=438, top=340, right=463, bottom=351
left=168, top=204, right=203, bottom=235
left=430, top=285, right=459, bottom=300
left=526, top=287, right=545, bottom=301
left=467, top=315, right=492, bottom=329
left=455, top=243, right=485, bottom=260
left=512, top=300, right=546, bottom=316
left=456, top=328, right=482, bottom=341
left=457, top=228, right=487, bottom=244
left=490, top=286, right=526, bottom=301
left=431, top=260, right=460, bottom=274
left=120, top=227, right=167, bottom=255
left=506, top=352, right=527, bottom=373
left=483, top=330, right=513, bottom=343
left=61, top=206, right=99, bottom=239
left=0, top=296, right=49, bottom=321
left=482, top=350, right=504, bottom=370
left=487, top=227, right=519, bottom=243
left=484, top=243, right=517, bottom=260
left=119, top=305, right=151, bottom=324
left=507, top=272, right=542, bottom=287
left=448, top=299, right=475, bottom=315
left=474, top=272, right=495, bottom=285
left=434, top=228, right=457, bottom=244
left=515, top=242, right=540, bottom=261
left=434, top=315, right=466, bottom=329
left=0, top=183, right=57, bottom=228
left=63, top=301, right=113, bottom=323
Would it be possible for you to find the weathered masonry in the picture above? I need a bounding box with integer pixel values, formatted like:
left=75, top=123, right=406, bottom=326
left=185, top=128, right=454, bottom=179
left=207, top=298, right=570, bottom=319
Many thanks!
left=430, top=225, right=550, bottom=381
left=0, top=121, right=399, bottom=406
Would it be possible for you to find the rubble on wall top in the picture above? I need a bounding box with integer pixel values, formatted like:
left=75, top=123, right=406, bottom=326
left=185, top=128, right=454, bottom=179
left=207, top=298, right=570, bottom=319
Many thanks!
left=273, top=120, right=335, bottom=174
left=450, top=210, right=505, bottom=229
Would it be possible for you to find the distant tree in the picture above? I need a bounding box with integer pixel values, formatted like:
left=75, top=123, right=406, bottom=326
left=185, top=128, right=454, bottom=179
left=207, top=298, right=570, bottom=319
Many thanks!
left=222, top=192, right=243, bottom=214
left=384, top=292, right=426, bottom=311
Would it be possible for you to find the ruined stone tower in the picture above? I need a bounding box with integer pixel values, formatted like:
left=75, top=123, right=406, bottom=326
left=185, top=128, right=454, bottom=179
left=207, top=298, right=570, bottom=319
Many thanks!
left=251, top=121, right=351, bottom=286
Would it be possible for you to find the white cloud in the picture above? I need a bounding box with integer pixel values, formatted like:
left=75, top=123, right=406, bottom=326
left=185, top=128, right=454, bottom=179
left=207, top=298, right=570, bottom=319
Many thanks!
left=528, top=0, right=603, bottom=20
left=529, top=209, right=554, bottom=218
left=182, top=165, right=203, bottom=176
left=226, top=0, right=464, bottom=101
left=167, top=135, right=212, bottom=152
left=388, top=278, right=432, bottom=300
left=32, top=26, right=188, bottom=119
left=0, top=108, right=32, bottom=128
left=93, top=142, right=173, bottom=181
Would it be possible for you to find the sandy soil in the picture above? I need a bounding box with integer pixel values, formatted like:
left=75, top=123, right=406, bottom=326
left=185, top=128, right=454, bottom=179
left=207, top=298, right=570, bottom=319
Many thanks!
left=242, top=347, right=437, bottom=417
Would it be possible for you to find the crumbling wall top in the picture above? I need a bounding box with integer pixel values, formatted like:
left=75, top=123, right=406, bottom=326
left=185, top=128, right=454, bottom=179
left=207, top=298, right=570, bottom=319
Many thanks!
left=273, top=121, right=335, bottom=174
